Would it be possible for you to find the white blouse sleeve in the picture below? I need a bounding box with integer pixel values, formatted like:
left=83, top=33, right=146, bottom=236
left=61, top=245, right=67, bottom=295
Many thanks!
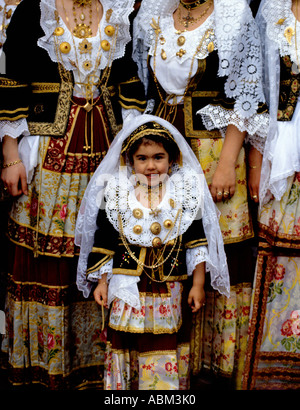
left=186, top=245, right=209, bottom=276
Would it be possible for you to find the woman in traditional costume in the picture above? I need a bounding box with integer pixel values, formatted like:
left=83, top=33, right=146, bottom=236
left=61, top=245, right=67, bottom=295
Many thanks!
left=243, top=0, right=300, bottom=390
left=0, top=0, right=145, bottom=389
left=75, top=114, right=229, bottom=390
left=132, top=0, right=268, bottom=388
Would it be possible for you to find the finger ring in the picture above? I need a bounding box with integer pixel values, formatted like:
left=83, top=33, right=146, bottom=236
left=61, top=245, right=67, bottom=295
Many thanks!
left=224, top=191, right=229, bottom=196
left=217, top=191, right=223, bottom=196
left=252, top=195, right=257, bottom=199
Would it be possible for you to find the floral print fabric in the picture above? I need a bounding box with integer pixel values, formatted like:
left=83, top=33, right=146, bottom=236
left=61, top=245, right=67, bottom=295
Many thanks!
left=243, top=173, right=300, bottom=389
left=104, top=280, right=191, bottom=390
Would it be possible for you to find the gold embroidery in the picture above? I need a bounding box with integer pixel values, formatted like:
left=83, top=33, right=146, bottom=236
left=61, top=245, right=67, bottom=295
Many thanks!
left=31, top=82, right=61, bottom=93
left=91, top=247, right=115, bottom=256
left=28, top=64, right=73, bottom=136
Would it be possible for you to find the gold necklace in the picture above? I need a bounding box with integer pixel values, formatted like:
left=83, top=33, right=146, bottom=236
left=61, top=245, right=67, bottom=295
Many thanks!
left=180, top=0, right=209, bottom=9
left=135, top=181, right=165, bottom=210
left=72, top=0, right=93, bottom=38
left=53, top=5, right=118, bottom=155
left=178, top=0, right=212, bottom=29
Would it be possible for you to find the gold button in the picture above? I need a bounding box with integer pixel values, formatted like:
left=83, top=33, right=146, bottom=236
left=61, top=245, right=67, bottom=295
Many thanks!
left=150, top=222, right=161, bottom=235
left=177, top=35, right=185, bottom=46
left=163, top=219, right=173, bottom=230
left=105, top=25, right=115, bottom=36
left=207, top=41, right=214, bottom=53
left=133, top=225, right=143, bottom=235
left=133, top=208, right=143, bottom=219
left=101, top=40, right=111, bottom=51
left=54, top=27, right=64, bottom=36
left=59, top=42, right=71, bottom=54
left=161, top=49, right=167, bottom=60
left=152, top=237, right=162, bottom=248
left=169, top=198, right=175, bottom=208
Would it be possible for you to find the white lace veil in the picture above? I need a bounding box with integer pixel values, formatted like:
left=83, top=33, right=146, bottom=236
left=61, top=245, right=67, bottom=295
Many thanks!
left=75, top=114, right=230, bottom=298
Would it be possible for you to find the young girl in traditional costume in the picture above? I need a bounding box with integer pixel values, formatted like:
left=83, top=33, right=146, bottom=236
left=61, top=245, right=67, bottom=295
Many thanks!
left=75, top=114, right=229, bottom=390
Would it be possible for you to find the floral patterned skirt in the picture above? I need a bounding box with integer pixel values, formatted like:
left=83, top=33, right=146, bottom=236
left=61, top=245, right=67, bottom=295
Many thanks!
left=243, top=173, right=300, bottom=390
left=1, top=99, right=112, bottom=389
left=104, top=275, right=192, bottom=390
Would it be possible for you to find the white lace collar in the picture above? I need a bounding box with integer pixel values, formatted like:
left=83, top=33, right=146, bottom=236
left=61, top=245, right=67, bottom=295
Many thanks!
left=262, top=0, right=300, bottom=65
left=104, top=163, right=204, bottom=247
left=38, top=0, right=135, bottom=73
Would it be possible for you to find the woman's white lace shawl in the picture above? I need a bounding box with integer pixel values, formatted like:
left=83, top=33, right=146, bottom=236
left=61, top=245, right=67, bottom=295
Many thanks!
left=133, top=0, right=267, bottom=136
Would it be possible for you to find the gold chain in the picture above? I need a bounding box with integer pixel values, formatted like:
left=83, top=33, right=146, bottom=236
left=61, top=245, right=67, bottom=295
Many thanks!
left=178, top=0, right=212, bottom=29
left=72, top=0, right=93, bottom=38
left=118, top=208, right=183, bottom=283
left=180, top=0, right=209, bottom=9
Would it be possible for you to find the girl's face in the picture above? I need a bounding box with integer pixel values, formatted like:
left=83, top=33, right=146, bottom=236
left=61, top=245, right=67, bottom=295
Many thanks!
left=132, top=140, right=171, bottom=187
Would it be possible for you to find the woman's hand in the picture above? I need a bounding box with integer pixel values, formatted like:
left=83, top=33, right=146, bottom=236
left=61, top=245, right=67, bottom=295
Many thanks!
left=210, top=125, right=246, bottom=202
left=93, top=274, right=108, bottom=308
left=210, top=161, right=236, bottom=202
left=1, top=135, right=28, bottom=196
left=247, top=146, right=262, bottom=204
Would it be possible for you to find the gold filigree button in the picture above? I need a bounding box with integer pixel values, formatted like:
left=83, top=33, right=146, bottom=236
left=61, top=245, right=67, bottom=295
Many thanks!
left=59, top=42, right=71, bottom=54
left=177, top=35, right=185, bottom=46
left=161, top=49, right=167, bottom=60
left=207, top=41, right=214, bottom=53
left=152, top=237, right=162, bottom=248
left=150, top=222, right=161, bottom=235
left=105, top=25, right=115, bottom=36
left=169, top=198, right=175, bottom=208
left=101, top=40, right=111, bottom=51
left=133, top=208, right=143, bottom=219
left=163, top=219, right=173, bottom=230
left=54, top=27, right=64, bottom=36
left=133, top=225, right=143, bottom=235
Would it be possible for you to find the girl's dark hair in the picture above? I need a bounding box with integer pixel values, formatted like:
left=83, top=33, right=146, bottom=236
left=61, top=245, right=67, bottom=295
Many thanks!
left=127, top=135, right=180, bottom=165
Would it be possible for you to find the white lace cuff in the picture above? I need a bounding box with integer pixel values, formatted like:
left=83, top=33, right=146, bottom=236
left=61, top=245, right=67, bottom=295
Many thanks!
left=186, top=245, right=208, bottom=277
left=87, top=259, right=113, bottom=282
left=197, top=104, right=269, bottom=139
left=245, top=133, right=265, bottom=154
left=0, top=118, right=29, bottom=141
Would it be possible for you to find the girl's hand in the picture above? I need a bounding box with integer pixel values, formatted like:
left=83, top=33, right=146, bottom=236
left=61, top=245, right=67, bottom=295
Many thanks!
left=188, top=285, right=205, bottom=313
left=93, top=276, right=108, bottom=308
